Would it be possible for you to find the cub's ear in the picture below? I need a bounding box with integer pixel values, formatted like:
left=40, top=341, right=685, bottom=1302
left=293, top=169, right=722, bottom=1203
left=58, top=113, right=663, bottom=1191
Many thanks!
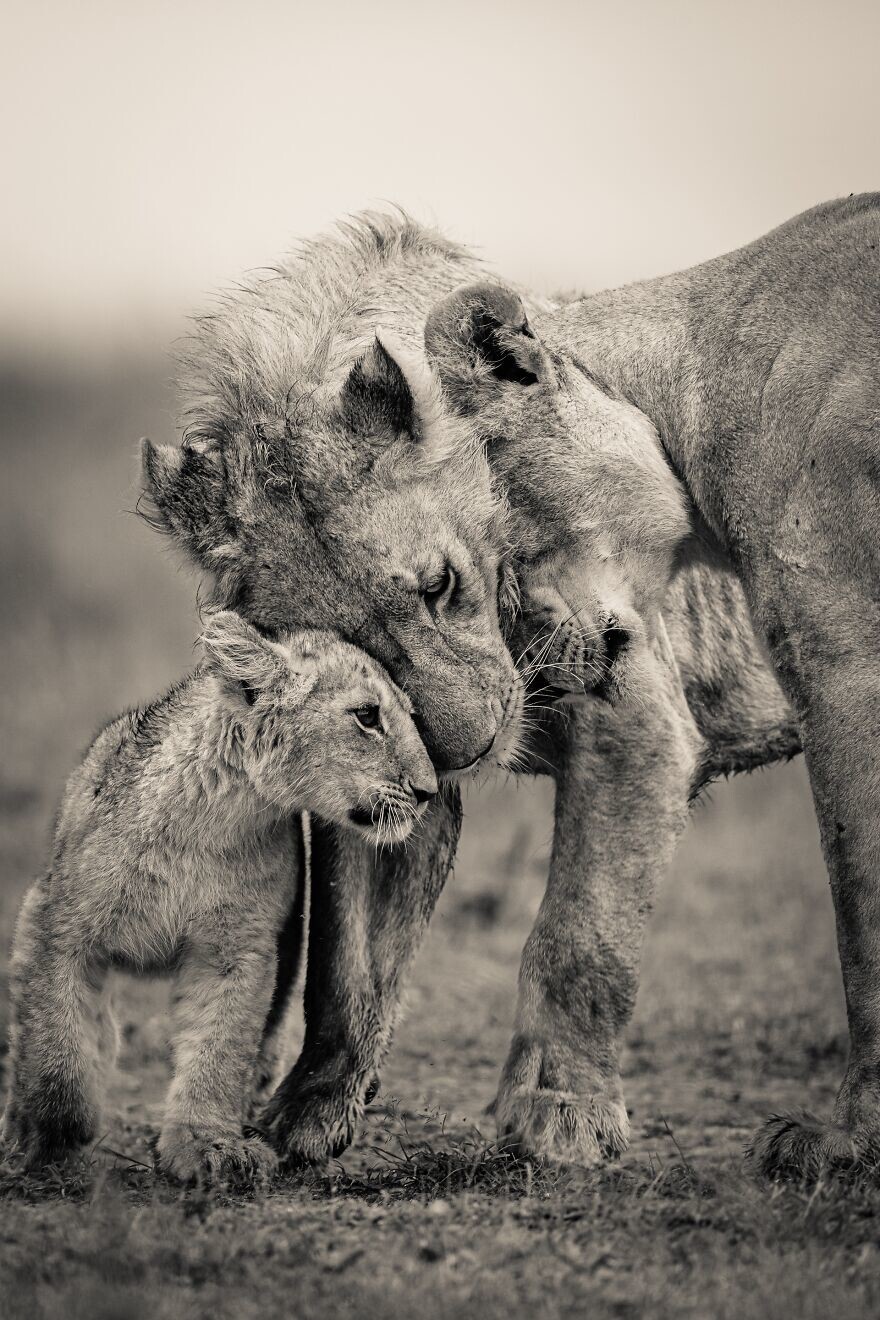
left=141, top=438, right=233, bottom=568
left=200, top=610, right=285, bottom=703
left=424, top=282, right=552, bottom=415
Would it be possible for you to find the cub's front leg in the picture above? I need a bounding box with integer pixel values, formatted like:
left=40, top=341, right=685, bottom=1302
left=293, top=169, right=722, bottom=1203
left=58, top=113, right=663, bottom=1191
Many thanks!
left=2, top=876, right=114, bottom=1168
left=158, top=912, right=280, bottom=1189
left=495, top=647, right=698, bottom=1165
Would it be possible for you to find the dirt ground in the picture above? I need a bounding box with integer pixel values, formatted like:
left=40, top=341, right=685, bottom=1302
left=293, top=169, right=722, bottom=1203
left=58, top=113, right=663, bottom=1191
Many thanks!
left=3, top=361, right=880, bottom=1319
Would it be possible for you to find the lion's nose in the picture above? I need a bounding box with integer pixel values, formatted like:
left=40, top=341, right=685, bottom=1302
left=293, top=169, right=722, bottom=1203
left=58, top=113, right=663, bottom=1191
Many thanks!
left=450, top=732, right=496, bottom=774
left=593, top=616, right=633, bottom=702
left=408, top=768, right=438, bottom=804
left=601, top=619, right=631, bottom=670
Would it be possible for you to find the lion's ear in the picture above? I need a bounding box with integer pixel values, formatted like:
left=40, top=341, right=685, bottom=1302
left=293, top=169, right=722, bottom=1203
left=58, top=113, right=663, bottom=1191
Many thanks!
left=424, top=282, right=552, bottom=415
left=141, top=438, right=233, bottom=567
left=338, top=334, right=449, bottom=459
left=339, top=337, right=415, bottom=437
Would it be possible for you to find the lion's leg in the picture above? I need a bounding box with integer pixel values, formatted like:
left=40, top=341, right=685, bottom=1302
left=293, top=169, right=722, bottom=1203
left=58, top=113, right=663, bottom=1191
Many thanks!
left=158, top=920, right=279, bottom=1188
left=495, top=651, right=698, bottom=1165
left=2, top=878, right=108, bottom=1167
left=260, top=788, right=461, bottom=1165
left=250, top=817, right=308, bottom=1114
left=748, top=594, right=880, bottom=1179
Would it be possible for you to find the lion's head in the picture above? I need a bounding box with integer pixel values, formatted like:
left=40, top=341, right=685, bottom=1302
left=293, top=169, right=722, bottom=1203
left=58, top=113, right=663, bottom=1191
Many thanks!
left=141, top=217, right=524, bottom=774
left=423, top=281, right=693, bottom=702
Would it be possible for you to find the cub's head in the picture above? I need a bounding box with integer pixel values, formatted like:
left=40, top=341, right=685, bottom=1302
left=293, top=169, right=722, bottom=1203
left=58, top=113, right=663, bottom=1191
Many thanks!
left=202, top=610, right=438, bottom=844
left=143, top=298, right=524, bottom=775
left=424, top=281, right=692, bottom=702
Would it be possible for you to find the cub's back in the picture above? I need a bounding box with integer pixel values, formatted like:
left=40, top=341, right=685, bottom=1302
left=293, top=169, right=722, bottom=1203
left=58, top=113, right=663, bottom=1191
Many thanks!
left=52, top=678, right=197, bottom=859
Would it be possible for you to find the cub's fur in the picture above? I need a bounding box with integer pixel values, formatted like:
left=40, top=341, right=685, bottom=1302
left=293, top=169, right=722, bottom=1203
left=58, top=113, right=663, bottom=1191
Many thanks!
left=2, top=612, right=435, bottom=1184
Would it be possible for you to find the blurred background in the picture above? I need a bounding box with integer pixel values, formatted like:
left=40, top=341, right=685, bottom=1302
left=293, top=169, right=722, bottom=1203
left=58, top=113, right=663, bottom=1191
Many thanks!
left=3, top=0, right=876, bottom=1125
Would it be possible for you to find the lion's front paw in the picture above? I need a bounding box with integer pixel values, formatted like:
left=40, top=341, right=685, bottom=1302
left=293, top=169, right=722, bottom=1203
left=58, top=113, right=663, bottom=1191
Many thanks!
left=495, top=1086, right=630, bottom=1166
left=157, top=1126, right=278, bottom=1189
left=259, top=1080, right=362, bottom=1167
left=746, top=1111, right=880, bottom=1182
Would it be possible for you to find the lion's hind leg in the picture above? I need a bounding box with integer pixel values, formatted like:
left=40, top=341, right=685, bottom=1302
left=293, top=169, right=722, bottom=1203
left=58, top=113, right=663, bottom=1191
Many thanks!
left=2, top=878, right=107, bottom=1168
left=751, top=563, right=880, bottom=1181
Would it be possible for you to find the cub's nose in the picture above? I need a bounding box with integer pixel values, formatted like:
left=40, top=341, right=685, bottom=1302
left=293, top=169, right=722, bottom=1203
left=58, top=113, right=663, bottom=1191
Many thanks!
left=409, top=780, right=437, bottom=805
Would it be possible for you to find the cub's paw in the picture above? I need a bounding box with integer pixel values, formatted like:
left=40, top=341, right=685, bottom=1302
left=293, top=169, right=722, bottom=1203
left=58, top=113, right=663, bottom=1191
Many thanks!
left=1, top=1103, right=95, bottom=1170
left=157, top=1126, right=278, bottom=1189
left=746, top=1111, right=880, bottom=1183
left=495, top=1086, right=630, bottom=1166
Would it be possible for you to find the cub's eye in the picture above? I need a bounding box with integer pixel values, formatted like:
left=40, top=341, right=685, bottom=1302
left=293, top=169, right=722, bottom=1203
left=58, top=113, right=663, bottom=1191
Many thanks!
left=421, top=564, right=457, bottom=615
left=353, top=704, right=382, bottom=733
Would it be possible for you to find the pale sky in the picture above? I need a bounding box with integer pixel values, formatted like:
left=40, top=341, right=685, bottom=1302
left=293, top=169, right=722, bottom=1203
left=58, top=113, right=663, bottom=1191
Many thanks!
left=4, top=0, right=878, bottom=356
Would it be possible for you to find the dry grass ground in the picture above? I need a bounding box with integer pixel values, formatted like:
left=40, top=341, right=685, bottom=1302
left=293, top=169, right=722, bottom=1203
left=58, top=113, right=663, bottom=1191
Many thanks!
left=2, top=359, right=879, bottom=1318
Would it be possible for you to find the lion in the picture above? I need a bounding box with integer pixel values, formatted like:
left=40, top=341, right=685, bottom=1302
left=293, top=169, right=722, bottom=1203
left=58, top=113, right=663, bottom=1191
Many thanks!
left=133, top=209, right=806, bottom=1174
left=420, top=194, right=880, bottom=1178
left=2, top=610, right=437, bottom=1185
left=423, top=281, right=695, bottom=704
left=141, top=220, right=529, bottom=775
left=138, top=215, right=539, bottom=1162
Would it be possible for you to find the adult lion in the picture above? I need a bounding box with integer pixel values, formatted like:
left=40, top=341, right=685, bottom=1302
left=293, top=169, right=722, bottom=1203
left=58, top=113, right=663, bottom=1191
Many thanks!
left=421, top=194, right=880, bottom=1177
left=142, top=207, right=821, bottom=1173
left=142, top=215, right=530, bottom=1161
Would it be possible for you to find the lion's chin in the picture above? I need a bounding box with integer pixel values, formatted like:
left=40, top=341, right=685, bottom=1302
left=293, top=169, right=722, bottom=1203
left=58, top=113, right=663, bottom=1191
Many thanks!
left=464, top=708, right=527, bottom=779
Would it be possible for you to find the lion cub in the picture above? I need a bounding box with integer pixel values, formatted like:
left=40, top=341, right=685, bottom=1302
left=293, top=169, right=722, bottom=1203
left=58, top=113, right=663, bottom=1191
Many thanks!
left=2, top=610, right=436, bottom=1185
